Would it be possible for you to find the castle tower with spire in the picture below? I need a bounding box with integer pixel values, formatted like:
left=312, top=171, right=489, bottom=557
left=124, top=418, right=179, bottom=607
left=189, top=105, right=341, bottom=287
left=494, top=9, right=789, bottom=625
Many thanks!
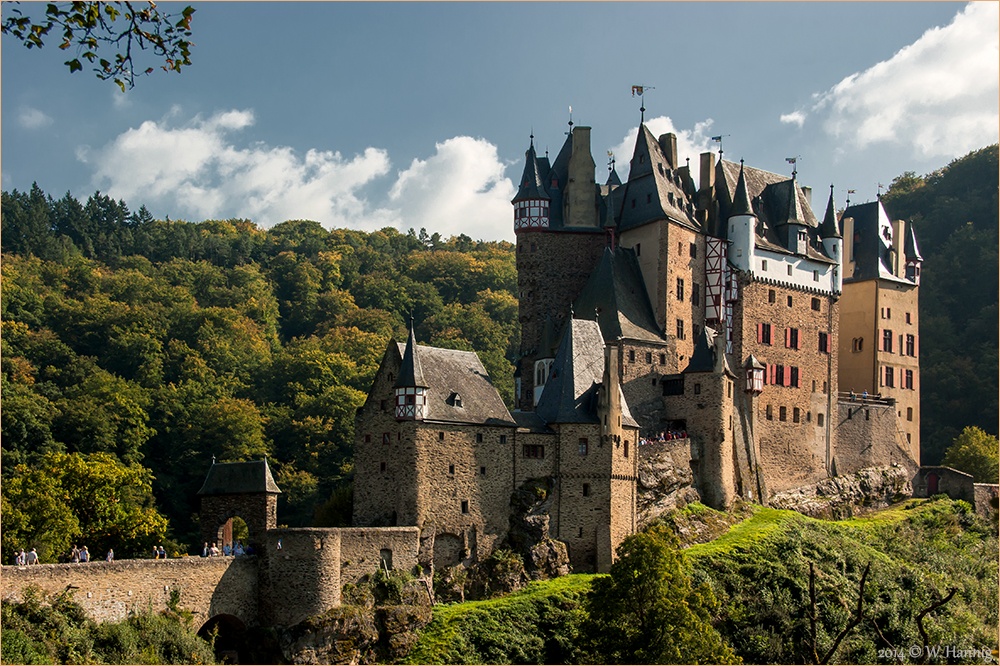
left=513, top=126, right=609, bottom=412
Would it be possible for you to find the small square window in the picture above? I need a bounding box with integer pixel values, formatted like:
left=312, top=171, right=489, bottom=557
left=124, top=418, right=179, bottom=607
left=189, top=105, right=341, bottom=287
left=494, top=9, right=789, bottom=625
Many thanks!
left=582, top=483, right=591, bottom=497
left=645, top=352, right=653, bottom=363
left=365, top=434, right=372, bottom=443
left=380, top=400, right=387, bottom=411
left=817, top=413, right=825, bottom=427
left=689, top=243, right=697, bottom=258
left=813, top=270, right=819, bottom=282
left=476, top=433, right=483, bottom=443
left=382, top=433, right=390, bottom=445
left=762, top=259, right=769, bottom=271
left=768, top=289, right=776, bottom=303
left=380, top=462, right=386, bottom=472
left=787, top=265, right=793, bottom=276
left=438, top=431, right=445, bottom=441
left=629, top=349, right=636, bottom=362
left=579, top=438, right=589, bottom=456
left=811, top=297, right=821, bottom=311
left=499, top=435, right=507, bottom=444
left=787, top=295, right=793, bottom=307
left=461, top=500, right=469, bottom=514
left=624, top=441, right=629, bottom=458
left=449, top=464, right=455, bottom=475
left=694, top=383, right=702, bottom=395
left=659, top=353, right=667, bottom=364
left=793, top=407, right=800, bottom=423
left=480, top=466, right=486, bottom=476
left=779, top=406, right=787, bottom=422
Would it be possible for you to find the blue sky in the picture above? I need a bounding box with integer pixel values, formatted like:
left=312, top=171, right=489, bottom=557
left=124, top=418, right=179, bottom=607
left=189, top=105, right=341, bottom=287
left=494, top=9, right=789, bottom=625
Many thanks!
left=3, top=2, right=997, bottom=241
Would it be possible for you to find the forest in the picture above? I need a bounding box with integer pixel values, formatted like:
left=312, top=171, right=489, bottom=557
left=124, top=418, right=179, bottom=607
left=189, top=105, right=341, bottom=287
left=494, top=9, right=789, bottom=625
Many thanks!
left=1, top=144, right=996, bottom=561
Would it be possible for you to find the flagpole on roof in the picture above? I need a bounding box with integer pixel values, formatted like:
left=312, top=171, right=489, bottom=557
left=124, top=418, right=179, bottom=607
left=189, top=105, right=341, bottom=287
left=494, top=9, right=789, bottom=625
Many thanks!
left=631, top=85, right=654, bottom=124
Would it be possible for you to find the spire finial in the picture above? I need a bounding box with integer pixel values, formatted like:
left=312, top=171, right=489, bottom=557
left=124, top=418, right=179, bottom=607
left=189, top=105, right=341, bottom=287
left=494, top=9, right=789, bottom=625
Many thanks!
left=567, top=105, right=573, bottom=135
left=785, top=155, right=800, bottom=179
left=631, top=85, right=654, bottom=124
left=211, top=455, right=216, bottom=465
left=712, top=134, right=729, bottom=158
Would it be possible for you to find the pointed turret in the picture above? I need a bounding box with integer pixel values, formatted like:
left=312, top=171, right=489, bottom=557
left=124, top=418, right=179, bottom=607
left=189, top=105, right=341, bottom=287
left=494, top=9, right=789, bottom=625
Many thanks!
left=512, top=136, right=551, bottom=232
left=903, top=221, right=923, bottom=284
left=726, top=160, right=756, bottom=273
left=730, top=160, right=753, bottom=218
left=820, top=185, right=844, bottom=292
left=819, top=185, right=841, bottom=239
left=395, top=319, right=428, bottom=420
left=781, top=176, right=810, bottom=254
left=535, top=318, right=606, bottom=424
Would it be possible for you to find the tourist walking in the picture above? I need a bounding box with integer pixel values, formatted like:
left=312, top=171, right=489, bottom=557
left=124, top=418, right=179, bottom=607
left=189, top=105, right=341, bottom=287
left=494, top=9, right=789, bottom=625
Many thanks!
left=106, top=548, right=114, bottom=562
left=25, top=548, right=39, bottom=565
left=79, top=546, right=90, bottom=562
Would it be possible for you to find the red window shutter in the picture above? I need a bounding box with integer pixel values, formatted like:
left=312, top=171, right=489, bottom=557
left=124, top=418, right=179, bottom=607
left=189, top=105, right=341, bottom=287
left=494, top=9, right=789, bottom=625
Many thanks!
left=784, top=328, right=790, bottom=348
left=757, top=323, right=763, bottom=343
left=784, top=366, right=792, bottom=386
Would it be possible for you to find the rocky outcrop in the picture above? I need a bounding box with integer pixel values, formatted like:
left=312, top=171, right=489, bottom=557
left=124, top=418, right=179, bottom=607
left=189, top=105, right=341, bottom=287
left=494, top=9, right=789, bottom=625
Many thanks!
left=769, top=465, right=912, bottom=519
left=275, top=601, right=432, bottom=664
left=637, top=440, right=700, bottom=525
left=505, top=478, right=571, bottom=579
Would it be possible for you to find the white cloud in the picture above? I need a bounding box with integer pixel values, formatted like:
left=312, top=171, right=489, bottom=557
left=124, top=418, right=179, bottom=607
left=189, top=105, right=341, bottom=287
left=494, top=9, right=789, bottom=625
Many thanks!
left=780, top=111, right=806, bottom=128
left=78, top=109, right=516, bottom=240
left=17, top=106, right=53, bottom=129
left=609, top=116, right=715, bottom=187
left=784, top=2, right=999, bottom=159
left=386, top=137, right=516, bottom=242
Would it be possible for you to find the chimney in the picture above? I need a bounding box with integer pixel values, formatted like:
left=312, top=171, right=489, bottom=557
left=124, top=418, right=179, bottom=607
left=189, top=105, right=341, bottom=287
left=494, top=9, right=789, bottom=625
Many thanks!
left=658, top=133, right=678, bottom=169
left=801, top=185, right=812, bottom=208
left=700, top=152, right=715, bottom=196
left=566, top=126, right=597, bottom=227
left=891, top=219, right=906, bottom=277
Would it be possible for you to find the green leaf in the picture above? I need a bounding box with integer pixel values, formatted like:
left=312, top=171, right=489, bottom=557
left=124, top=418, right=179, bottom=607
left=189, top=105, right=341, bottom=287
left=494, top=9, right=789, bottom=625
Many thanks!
left=66, top=58, right=83, bottom=73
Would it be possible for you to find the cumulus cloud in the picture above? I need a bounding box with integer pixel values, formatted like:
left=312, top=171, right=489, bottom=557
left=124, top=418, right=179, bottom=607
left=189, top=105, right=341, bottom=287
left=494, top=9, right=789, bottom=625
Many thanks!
left=609, top=116, right=716, bottom=187
left=17, top=106, right=53, bottom=129
left=782, top=2, right=999, bottom=159
left=78, top=108, right=516, bottom=240
left=386, top=136, right=516, bottom=241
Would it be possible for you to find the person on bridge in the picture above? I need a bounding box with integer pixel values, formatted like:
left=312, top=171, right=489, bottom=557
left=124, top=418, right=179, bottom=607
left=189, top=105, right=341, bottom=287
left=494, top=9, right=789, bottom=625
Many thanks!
left=25, top=548, right=39, bottom=565
left=106, top=548, right=114, bottom=562
left=14, top=549, right=26, bottom=565
left=71, top=545, right=80, bottom=562
left=79, top=546, right=90, bottom=562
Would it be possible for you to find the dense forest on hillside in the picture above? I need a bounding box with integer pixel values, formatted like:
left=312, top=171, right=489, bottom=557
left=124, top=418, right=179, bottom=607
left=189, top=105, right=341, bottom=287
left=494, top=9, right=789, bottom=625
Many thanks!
left=0, top=194, right=518, bottom=557
left=1, top=145, right=996, bottom=558
left=881, top=145, right=999, bottom=464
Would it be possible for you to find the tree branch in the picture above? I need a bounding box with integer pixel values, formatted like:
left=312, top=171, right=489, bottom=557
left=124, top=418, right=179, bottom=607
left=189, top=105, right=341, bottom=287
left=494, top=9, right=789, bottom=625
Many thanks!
left=821, top=562, right=870, bottom=664
left=916, top=587, right=958, bottom=664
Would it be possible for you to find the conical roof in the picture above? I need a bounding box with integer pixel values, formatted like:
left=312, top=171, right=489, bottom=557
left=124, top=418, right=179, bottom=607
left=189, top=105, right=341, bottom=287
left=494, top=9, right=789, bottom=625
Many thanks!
left=395, top=319, right=427, bottom=388
left=730, top=160, right=753, bottom=218
left=819, top=185, right=841, bottom=239
left=512, top=139, right=550, bottom=203
left=904, top=221, right=922, bottom=261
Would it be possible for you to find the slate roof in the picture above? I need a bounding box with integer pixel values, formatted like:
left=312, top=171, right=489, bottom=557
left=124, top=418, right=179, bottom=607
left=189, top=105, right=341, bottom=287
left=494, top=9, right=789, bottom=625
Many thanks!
left=903, top=221, right=922, bottom=261
left=616, top=125, right=699, bottom=233
left=683, top=326, right=733, bottom=376
left=572, top=246, right=665, bottom=344
left=717, top=159, right=837, bottom=264
left=198, top=459, right=281, bottom=496
left=393, top=342, right=515, bottom=426
left=535, top=318, right=606, bottom=424
left=818, top=186, right=841, bottom=239
left=512, top=140, right=550, bottom=202
left=840, top=200, right=915, bottom=284
left=395, top=321, right=427, bottom=388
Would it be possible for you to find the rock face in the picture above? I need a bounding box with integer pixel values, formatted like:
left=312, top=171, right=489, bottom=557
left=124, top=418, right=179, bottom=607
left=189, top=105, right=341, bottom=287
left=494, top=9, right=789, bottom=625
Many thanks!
left=637, top=440, right=700, bottom=525
left=769, top=465, right=912, bottom=519
left=505, top=478, right=571, bottom=579
left=276, top=602, right=433, bottom=664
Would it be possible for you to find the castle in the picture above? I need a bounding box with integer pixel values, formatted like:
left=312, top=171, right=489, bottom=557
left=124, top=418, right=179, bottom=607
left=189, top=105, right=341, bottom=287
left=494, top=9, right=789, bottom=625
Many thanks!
left=353, top=121, right=923, bottom=573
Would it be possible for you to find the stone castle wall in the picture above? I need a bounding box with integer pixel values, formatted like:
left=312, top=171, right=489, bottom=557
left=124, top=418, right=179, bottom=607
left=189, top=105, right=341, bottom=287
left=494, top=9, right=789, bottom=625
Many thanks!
left=832, top=398, right=915, bottom=476
left=1, top=556, right=259, bottom=626
left=733, top=277, right=838, bottom=494
left=515, top=230, right=606, bottom=410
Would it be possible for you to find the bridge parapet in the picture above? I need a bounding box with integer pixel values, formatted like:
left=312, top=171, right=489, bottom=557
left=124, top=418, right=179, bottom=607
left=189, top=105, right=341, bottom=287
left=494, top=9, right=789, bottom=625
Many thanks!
left=1, top=556, right=259, bottom=626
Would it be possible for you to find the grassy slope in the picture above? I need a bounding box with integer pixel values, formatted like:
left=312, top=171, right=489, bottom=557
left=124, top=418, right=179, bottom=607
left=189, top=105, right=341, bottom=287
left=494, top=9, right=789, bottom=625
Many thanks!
left=405, top=499, right=998, bottom=664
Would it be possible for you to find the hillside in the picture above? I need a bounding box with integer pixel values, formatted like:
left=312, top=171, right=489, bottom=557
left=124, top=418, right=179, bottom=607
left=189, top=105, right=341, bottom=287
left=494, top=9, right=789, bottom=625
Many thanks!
left=405, top=498, right=998, bottom=664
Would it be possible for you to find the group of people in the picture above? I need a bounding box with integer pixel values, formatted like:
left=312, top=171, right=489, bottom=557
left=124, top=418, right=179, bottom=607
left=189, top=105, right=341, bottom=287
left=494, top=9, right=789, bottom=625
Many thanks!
left=201, top=540, right=251, bottom=557
left=639, top=429, right=689, bottom=446
left=11, top=545, right=115, bottom=565
left=152, top=544, right=167, bottom=559
left=12, top=548, right=39, bottom=565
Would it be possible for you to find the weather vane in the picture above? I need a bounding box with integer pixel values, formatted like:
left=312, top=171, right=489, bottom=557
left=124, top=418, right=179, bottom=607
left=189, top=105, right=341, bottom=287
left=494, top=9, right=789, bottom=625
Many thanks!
left=607, top=150, right=615, bottom=174
left=786, top=155, right=801, bottom=178
left=631, top=85, right=654, bottom=123
left=846, top=189, right=856, bottom=207
left=712, top=134, right=730, bottom=158
left=566, top=105, right=573, bottom=135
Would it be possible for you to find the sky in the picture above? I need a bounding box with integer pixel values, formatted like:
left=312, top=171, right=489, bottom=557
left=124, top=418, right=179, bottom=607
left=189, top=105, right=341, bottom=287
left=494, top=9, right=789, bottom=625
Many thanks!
left=2, top=2, right=997, bottom=242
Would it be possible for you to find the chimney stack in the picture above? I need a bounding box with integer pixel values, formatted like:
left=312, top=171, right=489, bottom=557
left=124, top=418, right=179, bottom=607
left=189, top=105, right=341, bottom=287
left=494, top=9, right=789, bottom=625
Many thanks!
left=658, top=133, right=678, bottom=169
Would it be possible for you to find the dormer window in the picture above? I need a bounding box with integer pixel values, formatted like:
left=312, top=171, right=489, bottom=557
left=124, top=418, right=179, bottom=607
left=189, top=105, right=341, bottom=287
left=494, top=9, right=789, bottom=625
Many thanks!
left=447, top=392, right=463, bottom=408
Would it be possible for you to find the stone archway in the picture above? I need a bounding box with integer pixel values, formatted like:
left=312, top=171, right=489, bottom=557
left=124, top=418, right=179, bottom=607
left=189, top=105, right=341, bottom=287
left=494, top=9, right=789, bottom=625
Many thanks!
left=198, top=614, right=248, bottom=664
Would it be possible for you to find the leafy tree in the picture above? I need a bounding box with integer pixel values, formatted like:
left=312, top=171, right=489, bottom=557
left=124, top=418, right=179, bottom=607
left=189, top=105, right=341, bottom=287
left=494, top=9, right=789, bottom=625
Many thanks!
left=582, top=525, right=738, bottom=664
left=1, top=452, right=169, bottom=562
left=941, top=426, right=999, bottom=482
left=2, top=1, right=194, bottom=91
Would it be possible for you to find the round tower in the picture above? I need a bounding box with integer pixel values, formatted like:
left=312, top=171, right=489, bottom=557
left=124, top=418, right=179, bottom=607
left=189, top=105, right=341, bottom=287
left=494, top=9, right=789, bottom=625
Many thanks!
left=819, top=185, right=844, bottom=293
left=727, top=160, right=755, bottom=273
left=395, top=319, right=428, bottom=420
